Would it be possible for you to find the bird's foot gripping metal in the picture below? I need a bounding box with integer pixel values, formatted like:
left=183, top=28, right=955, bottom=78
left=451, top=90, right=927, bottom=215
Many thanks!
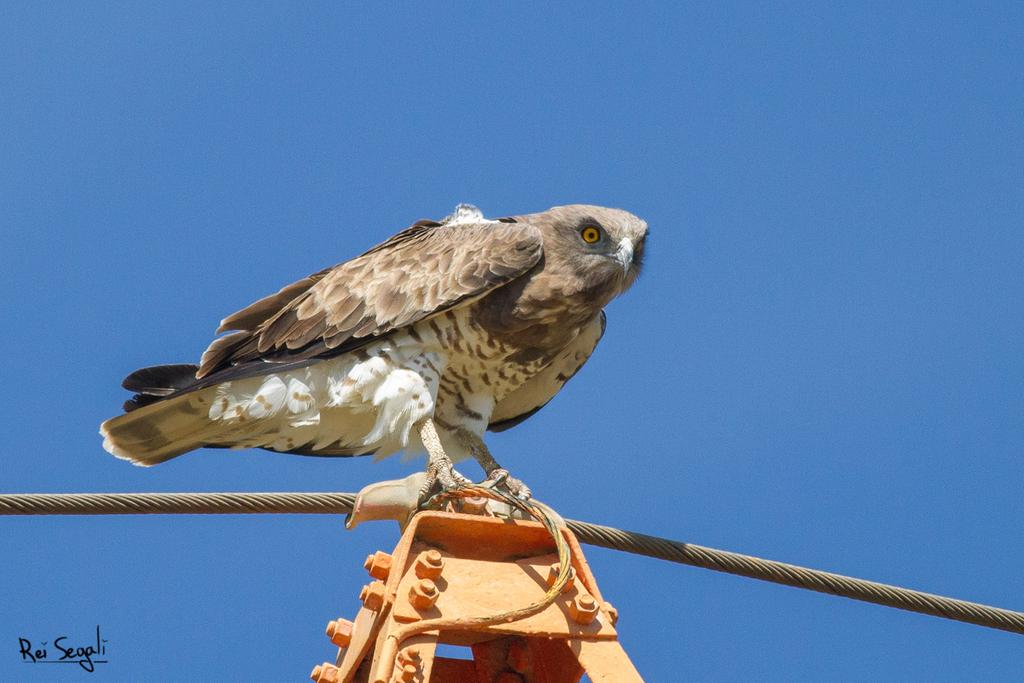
left=419, top=458, right=473, bottom=503
left=452, top=425, right=534, bottom=502
left=346, top=474, right=550, bottom=531
left=483, top=467, right=532, bottom=501
left=415, top=417, right=476, bottom=506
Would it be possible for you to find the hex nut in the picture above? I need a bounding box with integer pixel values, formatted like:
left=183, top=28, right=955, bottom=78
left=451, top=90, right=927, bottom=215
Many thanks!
left=569, top=594, right=599, bottom=624
left=414, top=549, right=445, bottom=580
left=363, top=550, right=393, bottom=581
left=325, top=618, right=354, bottom=647
left=409, top=578, right=440, bottom=610
left=360, top=580, right=387, bottom=611
left=546, top=563, right=575, bottom=593
left=310, top=662, right=340, bottom=683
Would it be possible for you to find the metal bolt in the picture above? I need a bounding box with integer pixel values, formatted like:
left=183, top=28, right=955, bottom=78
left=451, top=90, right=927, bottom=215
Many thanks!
left=400, top=663, right=417, bottom=681
left=360, top=580, right=387, bottom=611
left=546, top=563, right=575, bottom=593
left=569, top=593, right=599, bottom=624
left=325, top=618, right=354, bottom=647
left=414, top=549, right=445, bottom=579
left=398, top=646, right=421, bottom=666
left=395, top=663, right=417, bottom=682
left=363, top=550, right=393, bottom=581
left=602, top=601, right=619, bottom=626
left=409, top=578, right=440, bottom=610
left=310, top=662, right=340, bottom=683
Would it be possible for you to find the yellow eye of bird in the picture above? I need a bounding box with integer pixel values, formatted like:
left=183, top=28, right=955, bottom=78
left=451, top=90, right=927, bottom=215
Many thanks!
left=580, top=226, right=601, bottom=244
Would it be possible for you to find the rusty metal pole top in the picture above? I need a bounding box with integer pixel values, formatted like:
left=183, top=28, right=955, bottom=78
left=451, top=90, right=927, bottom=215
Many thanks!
left=310, top=508, right=643, bottom=682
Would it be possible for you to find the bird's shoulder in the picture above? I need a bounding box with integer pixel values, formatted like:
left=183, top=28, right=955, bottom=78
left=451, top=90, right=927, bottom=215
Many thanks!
left=196, top=213, right=543, bottom=378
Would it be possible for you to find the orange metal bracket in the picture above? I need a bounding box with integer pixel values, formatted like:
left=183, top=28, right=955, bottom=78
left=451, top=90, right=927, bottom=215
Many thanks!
left=310, top=510, right=642, bottom=683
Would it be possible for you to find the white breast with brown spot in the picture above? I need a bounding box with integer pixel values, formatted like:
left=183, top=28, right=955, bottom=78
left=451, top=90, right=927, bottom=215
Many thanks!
left=424, top=310, right=549, bottom=458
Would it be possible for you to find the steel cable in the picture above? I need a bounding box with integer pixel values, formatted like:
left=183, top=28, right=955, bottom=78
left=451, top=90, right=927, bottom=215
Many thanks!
left=0, top=491, right=356, bottom=515
left=563, top=519, right=1024, bottom=635
left=2, top=491, right=1022, bottom=635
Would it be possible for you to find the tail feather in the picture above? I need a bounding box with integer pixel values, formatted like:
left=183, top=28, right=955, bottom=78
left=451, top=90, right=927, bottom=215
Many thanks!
left=121, top=364, right=200, bottom=412
left=101, top=387, right=218, bottom=466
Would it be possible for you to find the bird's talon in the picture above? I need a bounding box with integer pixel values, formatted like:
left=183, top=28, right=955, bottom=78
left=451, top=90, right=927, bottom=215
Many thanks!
left=484, top=468, right=532, bottom=500
left=419, top=457, right=472, bottom=506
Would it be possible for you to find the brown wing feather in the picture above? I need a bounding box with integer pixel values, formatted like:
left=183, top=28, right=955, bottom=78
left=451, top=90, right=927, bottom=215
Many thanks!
left=197, top=220, right=542, bottom=378
left=216, top=266, right=334, bottom=333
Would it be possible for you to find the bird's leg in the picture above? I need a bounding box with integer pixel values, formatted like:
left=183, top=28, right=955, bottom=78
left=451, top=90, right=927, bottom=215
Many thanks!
left=418, top=418, right=471, bottom=500
left=455, top=428, right=532, bottom=500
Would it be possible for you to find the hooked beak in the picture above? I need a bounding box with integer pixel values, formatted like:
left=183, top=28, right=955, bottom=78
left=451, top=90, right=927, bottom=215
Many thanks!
left=614, top=238, right=634, bottom=275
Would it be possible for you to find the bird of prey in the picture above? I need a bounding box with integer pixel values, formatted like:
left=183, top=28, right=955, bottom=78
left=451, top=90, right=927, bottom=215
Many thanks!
left=101, top=204, right=647, bottom=498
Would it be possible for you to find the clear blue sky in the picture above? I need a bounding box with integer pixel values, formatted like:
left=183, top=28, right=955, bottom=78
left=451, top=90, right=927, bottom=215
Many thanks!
left=2, top=2, right=1022, bottom=680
